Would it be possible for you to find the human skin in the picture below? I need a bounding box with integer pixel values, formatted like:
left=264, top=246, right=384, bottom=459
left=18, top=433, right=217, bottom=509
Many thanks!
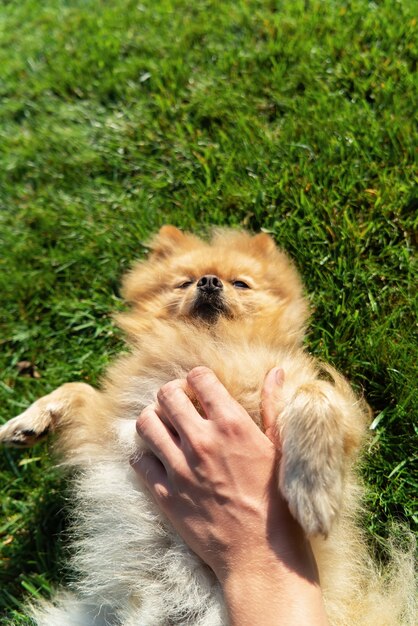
left=132, top=366, right=329, bottom=626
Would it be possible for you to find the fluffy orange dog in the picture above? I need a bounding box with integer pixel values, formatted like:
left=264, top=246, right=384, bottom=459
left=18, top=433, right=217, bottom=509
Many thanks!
left=0, top=226, right=414, bottom=625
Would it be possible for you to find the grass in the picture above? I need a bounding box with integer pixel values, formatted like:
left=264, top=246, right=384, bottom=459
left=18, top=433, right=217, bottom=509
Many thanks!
left=0, top=0, right=416, bottom=621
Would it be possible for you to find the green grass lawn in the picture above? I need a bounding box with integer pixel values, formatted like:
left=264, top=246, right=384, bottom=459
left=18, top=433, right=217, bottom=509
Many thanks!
left=0, top=0, right=416, bottom=622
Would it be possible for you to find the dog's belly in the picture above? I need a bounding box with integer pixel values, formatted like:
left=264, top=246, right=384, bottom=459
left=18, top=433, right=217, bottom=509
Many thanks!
left=60, top=458, right=226, bottom=626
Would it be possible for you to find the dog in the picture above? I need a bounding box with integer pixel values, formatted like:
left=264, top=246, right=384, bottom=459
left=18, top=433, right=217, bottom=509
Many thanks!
left=0, top=226, right=414, bottom=625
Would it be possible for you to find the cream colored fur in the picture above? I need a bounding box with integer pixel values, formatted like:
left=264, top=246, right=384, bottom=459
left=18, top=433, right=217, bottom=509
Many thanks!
left=0, top=226, right=415, bottom=625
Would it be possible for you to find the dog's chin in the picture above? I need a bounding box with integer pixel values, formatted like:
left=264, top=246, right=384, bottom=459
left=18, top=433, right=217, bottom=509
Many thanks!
left=189, top=295, right=229, bottom=324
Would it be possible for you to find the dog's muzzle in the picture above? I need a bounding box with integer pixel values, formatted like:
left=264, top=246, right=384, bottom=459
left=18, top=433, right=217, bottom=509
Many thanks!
left=190, top=275, right=228, bottom=322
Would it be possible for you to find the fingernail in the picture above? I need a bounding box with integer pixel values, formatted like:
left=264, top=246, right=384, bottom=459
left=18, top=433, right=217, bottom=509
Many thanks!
left=275, top=368, right=285, bottom=386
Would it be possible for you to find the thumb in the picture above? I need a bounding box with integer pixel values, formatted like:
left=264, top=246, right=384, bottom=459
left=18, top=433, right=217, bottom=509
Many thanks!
left=261, top=367, right=285, bottom=447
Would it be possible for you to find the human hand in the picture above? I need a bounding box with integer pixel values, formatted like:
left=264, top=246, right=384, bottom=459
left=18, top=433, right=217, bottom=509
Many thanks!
left=132, top=367, right=328, bottom=625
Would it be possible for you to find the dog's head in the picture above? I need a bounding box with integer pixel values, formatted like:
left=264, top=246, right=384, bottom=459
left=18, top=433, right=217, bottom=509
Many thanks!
left=119, top=226, right=308, bottom=346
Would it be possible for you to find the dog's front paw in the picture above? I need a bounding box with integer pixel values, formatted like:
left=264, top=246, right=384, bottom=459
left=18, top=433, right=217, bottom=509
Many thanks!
left=0, top=402, right=55, bottom=447
left=277, top=382, right=346, bottom=537
left=279, top=457, right=342, bottom=537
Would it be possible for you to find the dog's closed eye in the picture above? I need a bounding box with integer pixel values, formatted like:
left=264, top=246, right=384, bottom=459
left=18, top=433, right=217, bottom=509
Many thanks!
left=232, top=280, right=251, bottom=289
left=176, top=280, right=194, bottom=289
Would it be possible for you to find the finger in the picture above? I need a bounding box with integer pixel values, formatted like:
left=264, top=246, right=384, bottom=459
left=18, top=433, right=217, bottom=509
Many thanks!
left=261, top=367, right=285, bottom=446
left=186, top=366, right=242, bottom=422
left=156, top=379, right=203, bottom=437
left=131, top=453, right=171, bottom=500
left=136, top=404, right=181, bottom=469
left=153, top=402, right=177, bottom=434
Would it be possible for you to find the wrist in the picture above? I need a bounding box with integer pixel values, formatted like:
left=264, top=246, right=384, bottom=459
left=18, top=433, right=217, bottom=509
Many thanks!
left=224, top=569, right=328, bottom=626
left=216, top=512, right=319, bottom=587
left=219, top=541, right=329, bottom=626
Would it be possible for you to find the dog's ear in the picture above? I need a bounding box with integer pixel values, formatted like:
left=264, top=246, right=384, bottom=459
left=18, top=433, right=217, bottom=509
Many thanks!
left=250, top=232, right=277, bottom=256
left=149, top=225, right=200, bottom=259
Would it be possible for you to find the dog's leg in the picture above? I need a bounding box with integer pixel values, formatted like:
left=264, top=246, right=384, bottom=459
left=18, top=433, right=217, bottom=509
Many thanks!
left=0, top=382, right=102, bottom=449
left=278, top=370, right=366, bottom=537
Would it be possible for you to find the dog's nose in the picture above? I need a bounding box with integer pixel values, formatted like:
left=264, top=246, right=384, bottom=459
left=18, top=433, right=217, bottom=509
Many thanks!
left=196, top=275, right=223, bottom=293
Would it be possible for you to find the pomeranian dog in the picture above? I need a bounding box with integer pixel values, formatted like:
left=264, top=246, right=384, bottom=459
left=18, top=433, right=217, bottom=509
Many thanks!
left=0, top=226, right=414, bottom=625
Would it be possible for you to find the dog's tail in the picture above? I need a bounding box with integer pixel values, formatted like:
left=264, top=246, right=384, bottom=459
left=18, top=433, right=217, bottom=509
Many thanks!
left=359, top=528, right=417, bottom=626
left=324, top=523, right=416, bottom=625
